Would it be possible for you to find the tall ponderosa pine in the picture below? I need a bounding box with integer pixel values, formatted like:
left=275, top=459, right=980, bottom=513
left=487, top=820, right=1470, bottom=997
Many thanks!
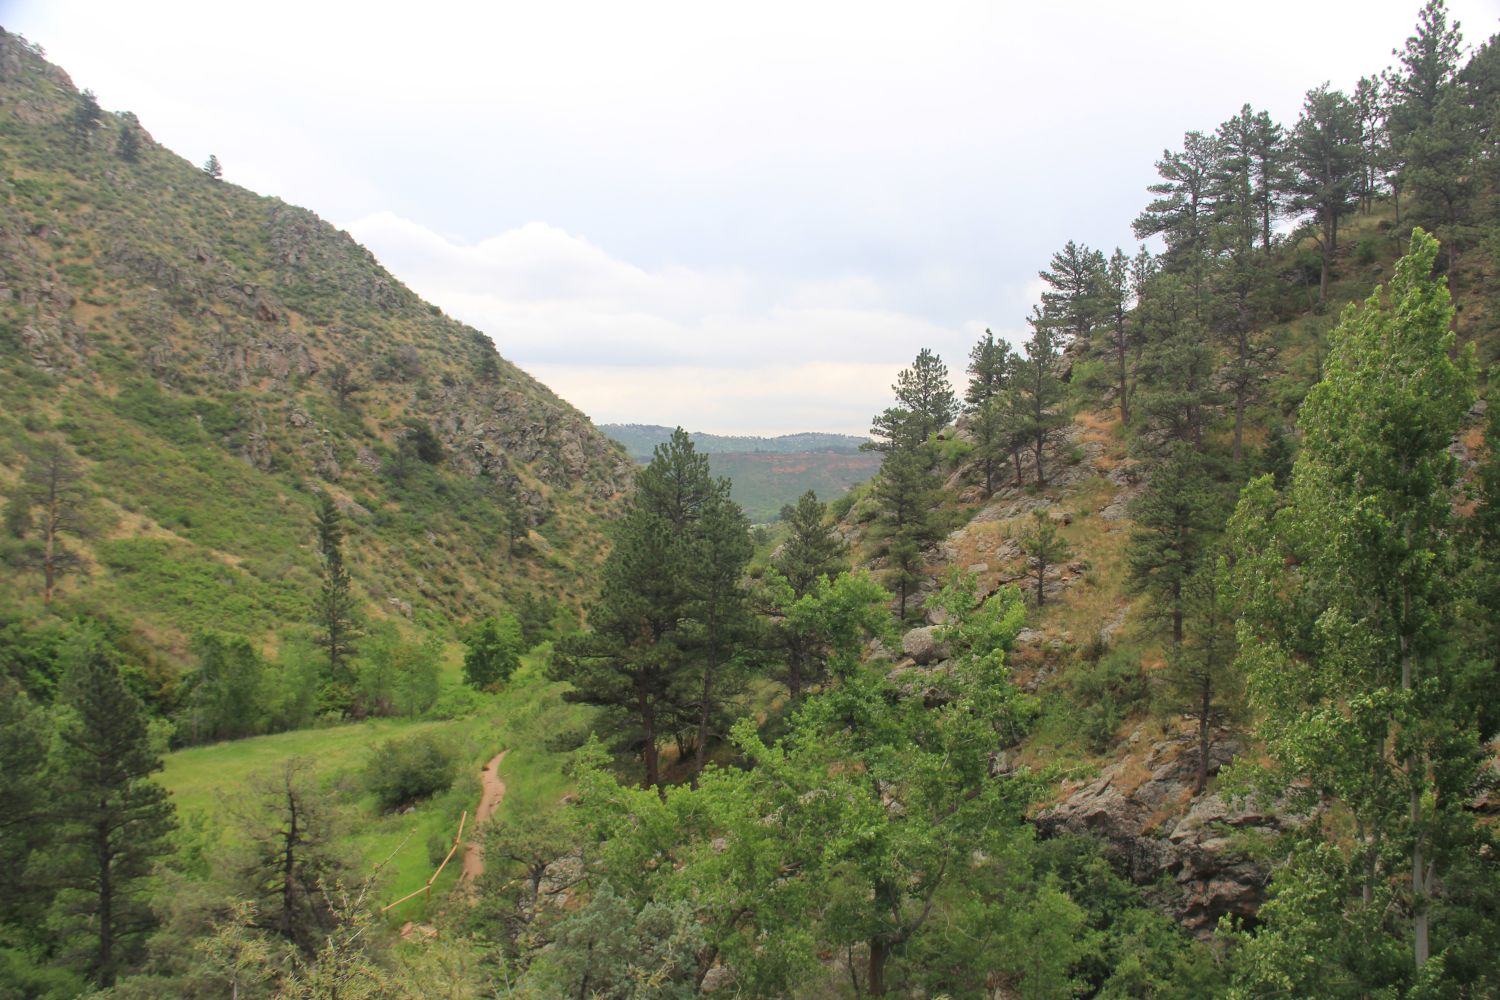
left=890, top=348, right=957, bottom=443
left=312, top=495, right=361, bottom=686
left=1230, top=231, right=1484, bottom=985
left=1039, top=241, right=1104, bottom=344
left=7, top=438, right=89, bottom=605
left=552, top=429, right=751, bottom=791
left=43, top=640, right=176, bottom=987
left=965, top=329, right=1017, bottom=494
left=1290, top=84, right=1363, bottom=303
left=67, top=88, right=102, bottom=149
left=871, top=443, right=942, bottom=621
left=1126, top=445, right=1222, bottom=648
left=1161, top=554, right=1240, bottom=795
left=1133, top=131, right=1220, bottom=292
left=1011, top=311, right=1069, bottom=487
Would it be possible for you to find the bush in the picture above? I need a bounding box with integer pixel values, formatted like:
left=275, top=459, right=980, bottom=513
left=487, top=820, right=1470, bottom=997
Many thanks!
left=364, top=732, right=458, bottom=812
left=1070, top=647, right=1150, bottom=753
left=463, top=615, right=522, bottom=691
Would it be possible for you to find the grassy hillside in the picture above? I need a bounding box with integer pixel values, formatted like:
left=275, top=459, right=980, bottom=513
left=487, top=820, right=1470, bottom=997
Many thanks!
left=0, top=30, right=633, bottom=665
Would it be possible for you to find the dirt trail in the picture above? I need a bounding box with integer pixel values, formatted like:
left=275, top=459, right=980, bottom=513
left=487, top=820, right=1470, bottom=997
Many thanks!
left=460, top=750, right=508, bottom=882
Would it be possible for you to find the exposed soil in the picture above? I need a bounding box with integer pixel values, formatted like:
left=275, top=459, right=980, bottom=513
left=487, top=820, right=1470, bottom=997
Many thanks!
left=460, top=750, right=508, bottom=882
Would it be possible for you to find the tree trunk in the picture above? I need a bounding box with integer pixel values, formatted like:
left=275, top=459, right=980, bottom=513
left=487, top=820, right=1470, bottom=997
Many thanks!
left=1116, top=332, right=1130, bottom=426
left=1012, top=449, right=1023, bottom=485
left=692, top=657, right=717, bottom=788
left=638, top=688, right=662, bottom=796
left=96, top=820, right=114, bottom=986
left=868, top=938, right=889, bottom=997
left=1171, top=579, right=1184, bottom=648
left=1195, top=672, right=1211, bottom=794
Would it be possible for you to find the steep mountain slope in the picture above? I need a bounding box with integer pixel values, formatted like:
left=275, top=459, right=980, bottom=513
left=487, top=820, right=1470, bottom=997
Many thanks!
left=0, top=30, right=633, bottom=661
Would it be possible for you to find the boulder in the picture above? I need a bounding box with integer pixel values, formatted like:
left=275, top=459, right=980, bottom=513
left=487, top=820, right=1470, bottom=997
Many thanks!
left=901, top=625, right=948, bottom=665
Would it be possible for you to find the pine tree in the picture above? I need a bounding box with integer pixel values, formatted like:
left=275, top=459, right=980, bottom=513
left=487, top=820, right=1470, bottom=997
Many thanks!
left=1017, top=509, right=1070, bottom=607
left=890, top=348, right=957, bottom=443
left=232, top=759, right=353, bottom=957
left=1094, top=248, right=1136, bottom=426
left=311, top=496, right=361, bottom=688
left=1039, top=241, right=1105, bottom=344
left=871, top=444, right=942, bottom=620
left=966, top=330, right=1018, bottom=496
left=203, top=154, right=222, bottom=180
left=1011, top=310, right=1069, bottom=487
left=683, top=490, right=754, bottom=782
left=1160, top=554, right=1239, bottom=794
left=1133, top=131, right=1221, bottom=287
left=1127, top=445, right=1221, bottom=647
left=551, top=429, right=745, bottom=793
left=42, top=639, right=176, bottom=987
left=114, top=111, right=141, bottom=163
left=1290, top=84, right=1363, bottom=303
left=9, top=438, right=89, bottom=605
left=67, top=88, right=102, bottom=149
left=773, top=491, right=846, bottom=597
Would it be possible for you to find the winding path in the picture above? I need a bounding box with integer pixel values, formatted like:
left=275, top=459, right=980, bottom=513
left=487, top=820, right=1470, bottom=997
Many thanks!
left=460, top=750, right=508, bottom=882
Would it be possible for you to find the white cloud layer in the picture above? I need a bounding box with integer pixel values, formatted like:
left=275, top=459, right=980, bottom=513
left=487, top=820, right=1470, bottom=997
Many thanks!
left=344, top=212, right=1011, bottom=433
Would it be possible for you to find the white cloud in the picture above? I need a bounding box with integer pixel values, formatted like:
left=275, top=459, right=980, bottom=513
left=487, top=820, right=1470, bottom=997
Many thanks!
left=344, top=212, right=995, bottom=429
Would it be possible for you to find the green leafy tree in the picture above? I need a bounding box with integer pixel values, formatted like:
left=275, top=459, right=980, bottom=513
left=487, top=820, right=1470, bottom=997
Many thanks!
left=183, top=632, right=266, bottom=743
left=1018, top=509, right=1071, bottom=607
left=762, top=569, right=893, bottom=700
left=203, top=154, right=222, bottom=180
left=39, top=637, right=176, bottom=987
left=363, top=733, right=456, bottom=812
left=462, top=614, right=523, bottom=691
left=1229, top=231, right=1485, bottom=984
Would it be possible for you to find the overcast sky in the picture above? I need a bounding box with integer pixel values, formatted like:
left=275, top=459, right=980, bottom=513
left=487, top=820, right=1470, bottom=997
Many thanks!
left=7, top=1, right=1498, bottom=434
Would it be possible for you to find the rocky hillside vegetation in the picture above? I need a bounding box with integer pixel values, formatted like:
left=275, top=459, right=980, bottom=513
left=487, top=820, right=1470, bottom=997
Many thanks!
left=0, top=30, right=633, bottom=664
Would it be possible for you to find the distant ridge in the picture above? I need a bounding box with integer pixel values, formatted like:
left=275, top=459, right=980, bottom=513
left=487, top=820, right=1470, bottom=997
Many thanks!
left=602, top=424, right=870, bottom=461
left=600, top=424, right=880, bottom=523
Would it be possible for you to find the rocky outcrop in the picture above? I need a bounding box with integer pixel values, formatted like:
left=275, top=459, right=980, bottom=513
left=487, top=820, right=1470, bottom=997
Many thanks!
left=1034, top=731, right=1282, bottom=935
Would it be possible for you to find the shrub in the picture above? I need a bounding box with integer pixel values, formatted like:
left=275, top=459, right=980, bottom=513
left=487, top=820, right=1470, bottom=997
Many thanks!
left=364, top=732, right=457, bottom=812
left=463, top=614, right=522, bottom=691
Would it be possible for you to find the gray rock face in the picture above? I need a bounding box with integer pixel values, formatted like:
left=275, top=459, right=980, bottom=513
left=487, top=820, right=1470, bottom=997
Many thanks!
left=1034, top=732, right=1280, bottom=935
